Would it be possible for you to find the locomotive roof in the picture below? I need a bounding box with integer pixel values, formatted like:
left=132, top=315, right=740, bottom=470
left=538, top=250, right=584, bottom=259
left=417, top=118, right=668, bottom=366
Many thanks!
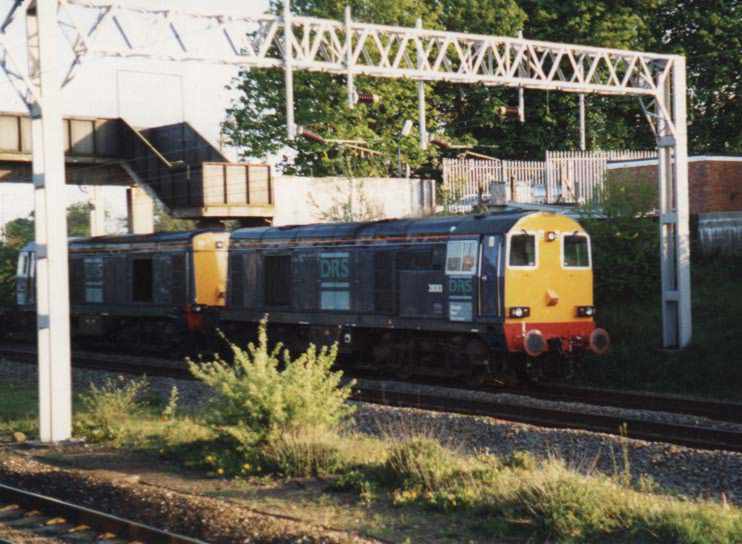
left=69, top=229, right=222, bottom=247
left=232, top=210, right=533, bottom=243
left=18, top=230, right=224, bottom=253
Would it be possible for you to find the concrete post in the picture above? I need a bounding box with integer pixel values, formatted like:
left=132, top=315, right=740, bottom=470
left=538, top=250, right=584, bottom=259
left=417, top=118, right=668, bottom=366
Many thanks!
left=27, top=0, right=73, bottom=443
left=126, top=186, right=155, bottom=234
left=89, top=185, right=106, bottom=236
left=345, top=5, right=354, bottom=108
left=283, top=0, right=296, bottom=139
left=416, top=18, right=427, bottom=149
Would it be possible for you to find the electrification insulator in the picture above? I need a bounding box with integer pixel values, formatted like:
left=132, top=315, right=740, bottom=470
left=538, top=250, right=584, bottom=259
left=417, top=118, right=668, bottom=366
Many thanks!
left=299, top=127, right=326, bottom=144
left=429, top=138, right=451, bottom=149
left=497, top=105, right=521, bottom=118
left=354, top=91, right=380, bottom=105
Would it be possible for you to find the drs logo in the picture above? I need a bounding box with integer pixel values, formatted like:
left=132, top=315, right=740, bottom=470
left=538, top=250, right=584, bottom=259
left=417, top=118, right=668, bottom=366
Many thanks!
left=320, top=253, right=350, bottom=281
left=449, top=277, right=473, bottom=297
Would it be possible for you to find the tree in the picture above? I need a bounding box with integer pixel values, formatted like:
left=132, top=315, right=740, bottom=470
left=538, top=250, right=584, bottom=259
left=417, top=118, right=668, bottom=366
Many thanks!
left=652, top=0, right=741, bottom=154
left=223, top=0, right=526, bottom=177
left=224, top=0, right=740, bottom=175
left=154, top=205, right=196, bottom=232
left=67, top=202, right=92, bottom=238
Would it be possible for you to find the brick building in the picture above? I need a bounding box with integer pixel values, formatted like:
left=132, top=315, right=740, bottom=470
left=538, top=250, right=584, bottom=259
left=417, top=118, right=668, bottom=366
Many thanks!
left=607, top=156, right=742, bottom=253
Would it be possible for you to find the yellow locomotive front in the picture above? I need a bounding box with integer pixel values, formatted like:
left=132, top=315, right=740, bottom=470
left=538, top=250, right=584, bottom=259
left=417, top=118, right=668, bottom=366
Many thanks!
left=503, top=212, right=610, bottom=358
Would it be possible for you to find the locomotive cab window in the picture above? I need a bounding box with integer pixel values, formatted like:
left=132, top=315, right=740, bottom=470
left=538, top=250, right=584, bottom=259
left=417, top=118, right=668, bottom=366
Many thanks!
left=445, top=240, right=478, bottom=275
left=132, top=258, right=154, bottom=303
left=508, top=234, right=536, bottom=268
left=563, top=234, right=591, bottom=268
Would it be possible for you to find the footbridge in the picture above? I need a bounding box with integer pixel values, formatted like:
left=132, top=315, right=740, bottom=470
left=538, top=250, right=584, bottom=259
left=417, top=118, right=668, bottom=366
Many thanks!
left=0, top=112, right=273, bottom=221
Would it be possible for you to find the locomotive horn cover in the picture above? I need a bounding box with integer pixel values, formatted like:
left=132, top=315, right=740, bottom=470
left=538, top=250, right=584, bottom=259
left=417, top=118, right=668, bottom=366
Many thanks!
left=589, top=328, right=611, bottom=355
left=524, top=329, right=547, bottom=357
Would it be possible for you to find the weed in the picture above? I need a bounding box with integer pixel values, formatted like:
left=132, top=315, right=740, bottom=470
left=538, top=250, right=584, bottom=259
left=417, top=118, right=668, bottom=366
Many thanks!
left=161, top=386, right=179, bottom=420
left=384, top=436, right=460, bottom=492
left=74, top=376, right=148, bottom=444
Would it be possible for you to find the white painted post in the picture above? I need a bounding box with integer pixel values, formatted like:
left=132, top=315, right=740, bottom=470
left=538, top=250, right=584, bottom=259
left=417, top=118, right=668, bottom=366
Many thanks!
left=672, top=56, right=692, bottom=347
left=126, top=186, right=155, bottom=234
left=283, top=0, right=296, bottom=139
left=416, top=18, right=427, bottom=149
left=27, top=0, right=72, bottom=443
left=517, top=31, right=525, bottom=124
left=89, top=185, right=106, bottom=236
left=345, top=5, right=354, bottom=108
left=579, top=94, right=586, bottom=151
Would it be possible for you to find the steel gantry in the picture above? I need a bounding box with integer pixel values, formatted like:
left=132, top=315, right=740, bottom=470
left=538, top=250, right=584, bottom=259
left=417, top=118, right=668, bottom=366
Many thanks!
left=0, top=0, right=692, bottom=440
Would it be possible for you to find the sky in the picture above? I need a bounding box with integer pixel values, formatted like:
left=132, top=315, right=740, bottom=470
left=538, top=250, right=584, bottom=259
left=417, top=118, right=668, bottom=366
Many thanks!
left=0, top=0, right=270, bottom=233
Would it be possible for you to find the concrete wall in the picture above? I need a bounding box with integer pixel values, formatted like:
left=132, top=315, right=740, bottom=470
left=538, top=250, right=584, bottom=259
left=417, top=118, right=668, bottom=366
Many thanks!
left=272, top=176, right=436, bottom=226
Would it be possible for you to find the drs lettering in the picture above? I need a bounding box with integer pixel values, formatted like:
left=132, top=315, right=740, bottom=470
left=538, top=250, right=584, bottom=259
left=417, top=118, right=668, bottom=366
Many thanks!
left=320, top=253, right=350, bottom=280
left=449, top=277, right=473, bottom=297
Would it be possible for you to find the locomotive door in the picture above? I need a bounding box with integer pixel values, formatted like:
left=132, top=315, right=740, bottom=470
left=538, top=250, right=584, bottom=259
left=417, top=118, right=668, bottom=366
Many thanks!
left=480, top=235, right=503, bottom=317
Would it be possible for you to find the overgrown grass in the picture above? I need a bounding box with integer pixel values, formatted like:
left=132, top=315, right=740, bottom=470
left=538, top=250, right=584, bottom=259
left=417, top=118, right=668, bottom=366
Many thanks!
left=0, top=380, right=37, bottom=438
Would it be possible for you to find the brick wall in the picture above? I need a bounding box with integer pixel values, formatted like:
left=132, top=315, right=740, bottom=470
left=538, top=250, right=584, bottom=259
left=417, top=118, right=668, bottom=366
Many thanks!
left=607, top=159, right=742, bottom=215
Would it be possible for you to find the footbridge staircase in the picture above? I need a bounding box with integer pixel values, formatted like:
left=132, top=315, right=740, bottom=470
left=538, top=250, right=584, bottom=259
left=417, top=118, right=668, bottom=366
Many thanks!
left=0, top=113, right=273, bottom=221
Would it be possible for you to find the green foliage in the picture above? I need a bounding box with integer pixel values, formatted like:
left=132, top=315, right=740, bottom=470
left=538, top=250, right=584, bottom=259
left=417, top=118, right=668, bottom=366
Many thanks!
left=581, top=177, right=659, bottom=305
left=226, top=1, right=740, bottom=178
left=188, top=318, right=355, bottom=473
left=154, top=205, right=197, bottom=232
left=259, top=429, right=347, bottom=477
left=66, top=202, right=92, bottom=238
left=384, top=436, right=460, bottom=492
left=161, top=386, right=179, bottom=420
left=583, top=253, right=742, bottom=400
left=223, top=0, right=525, bottom=176
left=74, top=376, right=149, bottom=443
left=653, top=0, right=742, bottom=154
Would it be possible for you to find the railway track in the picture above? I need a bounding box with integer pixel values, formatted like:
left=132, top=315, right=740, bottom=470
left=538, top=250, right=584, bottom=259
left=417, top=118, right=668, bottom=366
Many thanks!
left=2, top=343, right=741, bottom=452
left=0, top=482, right=204, bottom=543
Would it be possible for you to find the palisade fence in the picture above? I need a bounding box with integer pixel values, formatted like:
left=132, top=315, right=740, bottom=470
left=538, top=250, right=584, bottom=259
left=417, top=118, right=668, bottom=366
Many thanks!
left=442, top=149, right=657, bottom=207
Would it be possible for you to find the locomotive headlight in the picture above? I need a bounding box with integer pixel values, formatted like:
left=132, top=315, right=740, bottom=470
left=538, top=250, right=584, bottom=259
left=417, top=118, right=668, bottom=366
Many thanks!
left=546, top=231, right=558, bottom=242
left=509, top=306, right=530, bottom=318
left=576, top=305, right=595, bottom=317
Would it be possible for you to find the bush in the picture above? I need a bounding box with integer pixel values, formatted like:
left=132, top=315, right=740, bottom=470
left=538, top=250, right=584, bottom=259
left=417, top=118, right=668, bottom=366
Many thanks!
left=75, top=376, right=148, bottom=443
left=581, top=178, right=659, bottom=304
left=188, top=318, right=356, bottom=474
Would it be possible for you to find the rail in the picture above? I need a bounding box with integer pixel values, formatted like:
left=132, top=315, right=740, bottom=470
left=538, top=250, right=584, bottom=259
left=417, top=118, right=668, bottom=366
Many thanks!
left=1, top=344, right=741, bottom=452
left=0, top=483, right=205, bottom=543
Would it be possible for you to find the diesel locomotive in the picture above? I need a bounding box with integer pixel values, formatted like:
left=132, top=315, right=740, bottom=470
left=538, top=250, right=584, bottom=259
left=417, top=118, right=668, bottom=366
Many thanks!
left=6, top=210, right=609, bottom=382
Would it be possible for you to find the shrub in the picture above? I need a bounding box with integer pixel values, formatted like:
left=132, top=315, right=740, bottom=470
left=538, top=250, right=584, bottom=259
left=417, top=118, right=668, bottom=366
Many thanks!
left=384, top=436, right=460, bottom=492
left=188, top=318, right=356, bottom=474
left=75, top=376, right=148, bottom=443
left=581, top=177, right=659, bottom=304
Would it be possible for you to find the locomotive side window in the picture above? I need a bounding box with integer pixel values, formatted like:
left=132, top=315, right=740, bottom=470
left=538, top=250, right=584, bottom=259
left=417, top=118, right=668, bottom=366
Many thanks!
left=132, top=257, right=154, bottom=303
left=84, top=257, right=104, bottom=303
left=509, top=234, right=536, bottom=268
left=445, top=240, right=478, bottom=275
left=563, top=234, right=591, bottom=268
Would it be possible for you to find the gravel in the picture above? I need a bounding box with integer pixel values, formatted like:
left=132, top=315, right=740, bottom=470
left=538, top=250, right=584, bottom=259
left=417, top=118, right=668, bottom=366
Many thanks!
left=2, top=357, right=740, bottom=506
left=0, top=454, right=378, bottom=544
left=357, top=378, right=742, bottom=432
